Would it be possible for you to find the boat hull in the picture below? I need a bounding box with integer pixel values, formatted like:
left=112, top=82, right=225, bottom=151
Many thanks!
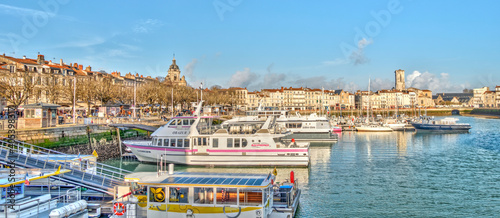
left=124, top=142, right=310, bottom=167
left=411, top=123, right=471, bottom=131
left=283, top=132, right=338, bottom=142
left=355, top=126, right=393, bottom=132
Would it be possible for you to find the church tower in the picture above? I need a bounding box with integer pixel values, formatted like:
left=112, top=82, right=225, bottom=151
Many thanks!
left=165, top=56, right=187, bottom=86
left=395, top=69, right=405, bottom=90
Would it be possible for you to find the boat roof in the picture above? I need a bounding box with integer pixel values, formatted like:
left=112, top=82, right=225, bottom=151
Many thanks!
left=29, top=154, right=95, bottom=161
left=172, top=116, right=218, bottom=119
left=125, top=171, right=272, bottom=188
left=0, top=167, right=70, bottom=187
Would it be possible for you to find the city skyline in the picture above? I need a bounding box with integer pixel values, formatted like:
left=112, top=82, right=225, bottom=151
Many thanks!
left=1, top=1, right=499, bottom=92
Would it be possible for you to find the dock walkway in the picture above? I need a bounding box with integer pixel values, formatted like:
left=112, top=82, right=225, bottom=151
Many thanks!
left=0, top=137, right=130, bottom=195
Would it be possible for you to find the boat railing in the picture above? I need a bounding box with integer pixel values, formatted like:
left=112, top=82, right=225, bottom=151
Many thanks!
left=272, top=182, right=299, bottom=208
left=0, top=137, right=131, bottom=182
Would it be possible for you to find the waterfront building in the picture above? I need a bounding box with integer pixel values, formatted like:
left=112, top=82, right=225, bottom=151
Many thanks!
left=473, top=87, right=490, bottom=108
left=484, top=91, right=496, bottom=107
left=164, top=56, right=187, bottom=86
left=496, top=86, right=500, bottom=107
left=433, top=93, right=474, bottom=107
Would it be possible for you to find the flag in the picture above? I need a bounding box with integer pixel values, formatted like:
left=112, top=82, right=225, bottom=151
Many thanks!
left=78, top=152, right=82, bottom=161
left=92, top=150, right=98, bottom=158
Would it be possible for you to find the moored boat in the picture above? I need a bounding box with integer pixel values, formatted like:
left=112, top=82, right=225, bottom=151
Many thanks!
left=355, top=124, right=393, bottom=132
left=411, top=117, right=471, bottom=132
left=115, top=165, right=301, bottom=218
left=124, top=102, right=310, bottom=167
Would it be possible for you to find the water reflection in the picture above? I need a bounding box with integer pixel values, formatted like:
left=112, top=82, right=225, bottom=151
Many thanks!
left=105, top=116, right=500, bottom=217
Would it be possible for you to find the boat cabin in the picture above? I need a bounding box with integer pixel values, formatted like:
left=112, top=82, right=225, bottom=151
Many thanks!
left=124, top=171, right=275, bottom=218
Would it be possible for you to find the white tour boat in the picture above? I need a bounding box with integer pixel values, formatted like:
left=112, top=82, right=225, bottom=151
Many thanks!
left=124, top=102, right=310, bottom=167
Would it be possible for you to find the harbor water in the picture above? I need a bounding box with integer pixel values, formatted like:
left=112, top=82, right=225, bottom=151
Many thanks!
left=106, top=116, right=500, bottom=217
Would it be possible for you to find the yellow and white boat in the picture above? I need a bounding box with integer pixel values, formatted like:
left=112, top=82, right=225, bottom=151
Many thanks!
left=114, top=166, right=300, bottom=218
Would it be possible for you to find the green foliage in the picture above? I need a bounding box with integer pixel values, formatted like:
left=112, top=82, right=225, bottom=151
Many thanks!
left=33, top=129, right=148, bottom=149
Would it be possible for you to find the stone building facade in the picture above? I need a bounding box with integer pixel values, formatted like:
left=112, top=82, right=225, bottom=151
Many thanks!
left=165, top=57, right=187, bottom=86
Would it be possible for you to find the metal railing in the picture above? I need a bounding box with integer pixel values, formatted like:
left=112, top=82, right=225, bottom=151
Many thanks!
left=0, top=137, right=131, bottom=192
left=0, top=187, right=82, bottom=218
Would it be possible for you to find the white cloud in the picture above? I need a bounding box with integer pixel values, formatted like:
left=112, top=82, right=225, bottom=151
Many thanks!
left=370, top=78, right=393, bottom=91
left=133, top=19, right=163, bottom=33
left=227, top=68, right=259, bottom=88
left=406, top=70, right=467, bottom=92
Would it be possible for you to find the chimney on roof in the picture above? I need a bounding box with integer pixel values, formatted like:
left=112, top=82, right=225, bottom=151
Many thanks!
left=135, top=73, right=139, bottom=77
left=78, top=65, right=83, bottom=70
left=73, top=63, right=78, bottom=68
left=60, top=59, right=63, bottom=66
left=23, top=55, right=26, bottom=59
left=85, top=66, right=91, bottom=71
left=49, top=60, right=52, bottom=64
left=37, top=54, right=44, bottom=65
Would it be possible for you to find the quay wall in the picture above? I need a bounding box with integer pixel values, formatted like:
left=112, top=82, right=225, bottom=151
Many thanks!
left=469, top=109, right=500, bottom=116
left=53, top=136, right=147, bottom=161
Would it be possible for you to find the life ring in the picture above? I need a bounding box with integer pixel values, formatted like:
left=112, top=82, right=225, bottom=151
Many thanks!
left=113, top=202, right=126, bottom=216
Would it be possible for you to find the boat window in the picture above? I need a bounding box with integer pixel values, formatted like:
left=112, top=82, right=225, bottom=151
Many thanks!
left=234, top=138, right=240, bottom=148
left=227, top=138, right=233, bottom=148
left=203, top=138, right=208, bottom=146
left=183, top=119, right=189, bottom=126
left=169, top=120, right=177, bottom=126
left=177, top=139, right=183, bottom=148
left=213, top=138, right=218, bottom=148
left=197, top=138, right=202, bottom=146
left=242, top=139, right=248, bottom=147
left=239, top=189, right=262, bottom=206
left=175, top=120, right=182, bottom=125
left=194, top=187, right=214, bottom=204
left=152, top=138, right=157, bottom=146
left=169, top=187, right=189, bottom=203
left=190, top=119, right=195, bottom=125
left=157, top=139, right=162, bottom=146
left=163, top=139, right=169, bottom=147
left=216, top=188, right=237, bottom=205
left=184, top=139, right=189, bottom=148
left=170, top=139, right=176, bottom=147
left=149, top=187, right=166, bottom=203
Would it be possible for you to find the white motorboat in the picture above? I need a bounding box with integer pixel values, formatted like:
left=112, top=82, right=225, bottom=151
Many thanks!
left=124, top=102, right=310, bottom=167
left=356, top=124, right=393, bottom=132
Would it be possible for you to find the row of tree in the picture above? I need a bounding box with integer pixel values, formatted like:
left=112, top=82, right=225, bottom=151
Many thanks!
left=0, top=72, right=237, bottom=116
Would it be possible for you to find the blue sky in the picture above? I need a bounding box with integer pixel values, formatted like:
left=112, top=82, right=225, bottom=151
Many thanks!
left=1, top=0, right=499, bottom=92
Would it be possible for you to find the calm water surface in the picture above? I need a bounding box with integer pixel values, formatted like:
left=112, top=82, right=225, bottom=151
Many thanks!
left=106, top=116, right=500, bottom=217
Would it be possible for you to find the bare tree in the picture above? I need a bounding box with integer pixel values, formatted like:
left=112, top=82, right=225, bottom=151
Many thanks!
left=44, top=74, right=64, bottom=104
left=0, top=71, right=35, bottom=109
